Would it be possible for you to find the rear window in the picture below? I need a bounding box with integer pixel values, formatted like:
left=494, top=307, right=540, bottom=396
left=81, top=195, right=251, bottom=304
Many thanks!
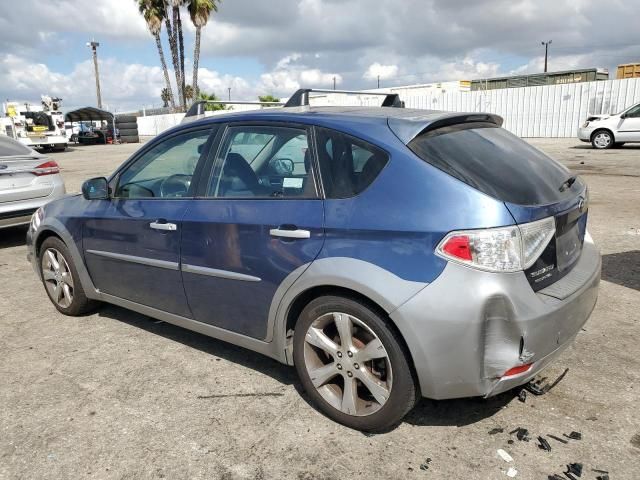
left=408, top=123, right=578, bottom=205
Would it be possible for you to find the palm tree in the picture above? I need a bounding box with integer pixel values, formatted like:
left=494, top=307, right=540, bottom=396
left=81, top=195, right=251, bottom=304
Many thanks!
left=188, top=0, right=219, bottom=99
left=162, top=0, right=182, bottom=109
left=198, top=91, right=229, bottom=111
left=138, top=0, right=175, bottom=109
left=161, top=87, right=172, bottom=107
left=169, top=0, right=187, bottom=110
left=183, top=84, right=194, bottom=105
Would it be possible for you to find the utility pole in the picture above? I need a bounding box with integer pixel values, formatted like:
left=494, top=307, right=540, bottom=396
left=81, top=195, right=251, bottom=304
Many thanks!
left=227, top=87, right=231, bottom=101
left=333, top=76, right=336, bottom=90
left=86, top=40, right=102, bottom=109
left=377, top=75, right=380, bottom=88
left=541, top=40, right=552, bottom=73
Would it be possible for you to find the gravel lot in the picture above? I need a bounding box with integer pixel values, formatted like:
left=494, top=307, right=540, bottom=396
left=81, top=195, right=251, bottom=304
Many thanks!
left=1, top=138, right=638, bottom=480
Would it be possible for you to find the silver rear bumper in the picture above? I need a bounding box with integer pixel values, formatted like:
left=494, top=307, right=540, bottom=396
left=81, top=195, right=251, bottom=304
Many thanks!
left=391, top=236, right=601, bottom=400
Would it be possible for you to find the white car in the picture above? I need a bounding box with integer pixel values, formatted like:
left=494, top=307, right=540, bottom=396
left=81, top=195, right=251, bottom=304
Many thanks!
left=578, top=102, right=640, bottom=149
left=0, top=135, right=66, bottom=229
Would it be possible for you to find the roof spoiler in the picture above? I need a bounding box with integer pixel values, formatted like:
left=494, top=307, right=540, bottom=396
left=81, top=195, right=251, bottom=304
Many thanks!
left=184, top=100, right=284, bottom=120
left=284, top=89, right=404, bottom=108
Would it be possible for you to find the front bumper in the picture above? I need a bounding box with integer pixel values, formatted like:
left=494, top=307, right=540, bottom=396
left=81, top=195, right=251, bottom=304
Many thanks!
left=390, top=236, right=601, bottom=400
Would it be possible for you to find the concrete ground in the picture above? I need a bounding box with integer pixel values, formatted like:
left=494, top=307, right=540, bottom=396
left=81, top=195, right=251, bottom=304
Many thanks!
left=0, top=138, right=638, bottom=480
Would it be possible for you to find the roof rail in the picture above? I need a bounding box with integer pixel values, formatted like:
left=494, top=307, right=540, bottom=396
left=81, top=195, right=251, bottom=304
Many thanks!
left=284, top=88, right=404, bottom=108
left=184, top=100, right=284, bottom=119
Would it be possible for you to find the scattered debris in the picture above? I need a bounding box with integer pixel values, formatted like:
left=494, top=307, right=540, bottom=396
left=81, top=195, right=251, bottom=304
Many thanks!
left=595, top=475, right=609, bottom=480
left=489, top=427, right=504, bottom=435
left=631, top=433, right=640, bottom=449
left=518, top=390, right=527, bottom=403
left=564, top=431, right=582, bottom=441
left=497, top=449, right=513, bottom=463
left=537, top=436, right=551, bottom=452
left=547, top=475, right=564, bottom=480
left=509, top=427, right=530, bottom=442
left=525, top=368, right=569, bottom=395
left=419, top=458, right=432, bottom=471
left=586, top=416, right=597, bottom=421
left=565, top=463, right=583, bottom=478
left=506, top=466, right=518, bottom=477
left=507, top=440, right=514, bottom=445
left=548, top=434, right=568, bottom=444
left=592, top=469, right=609, bottom=474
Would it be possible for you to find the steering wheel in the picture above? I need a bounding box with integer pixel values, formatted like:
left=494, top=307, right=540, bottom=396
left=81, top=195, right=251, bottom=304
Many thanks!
left=160, top=174, right=192, bottom=198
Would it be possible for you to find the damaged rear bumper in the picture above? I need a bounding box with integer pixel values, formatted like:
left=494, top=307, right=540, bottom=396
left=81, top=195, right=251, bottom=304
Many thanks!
left=390, top=235, right=601, bottom=400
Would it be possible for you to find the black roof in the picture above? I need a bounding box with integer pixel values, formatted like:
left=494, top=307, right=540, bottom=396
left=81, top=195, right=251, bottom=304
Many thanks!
left=65, top=107, right=114, bottom=122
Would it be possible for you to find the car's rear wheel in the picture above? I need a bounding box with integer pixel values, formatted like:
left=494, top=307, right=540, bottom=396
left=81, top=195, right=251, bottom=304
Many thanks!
left=293, top=295, right=417, bottom=432
left=591, top=130, right=614, bottom=149
left=39, top=237, right=97, bottom=316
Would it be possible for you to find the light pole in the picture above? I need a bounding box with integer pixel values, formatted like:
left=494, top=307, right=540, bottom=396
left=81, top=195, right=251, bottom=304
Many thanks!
left=86, top=40, right=102, bottom=108
left=541, top=40, right=552, bottom=73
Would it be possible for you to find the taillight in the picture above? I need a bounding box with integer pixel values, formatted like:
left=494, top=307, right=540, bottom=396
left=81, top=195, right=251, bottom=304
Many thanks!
left=33, top=160, right=60, bottom=176
left=436, top=217, right=555, bottom=273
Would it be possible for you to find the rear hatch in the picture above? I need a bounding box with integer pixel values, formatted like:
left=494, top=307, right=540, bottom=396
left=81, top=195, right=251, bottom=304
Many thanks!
left=407, top=121, right=587, bottom=291
left=0, top=137, right=55, bottom=203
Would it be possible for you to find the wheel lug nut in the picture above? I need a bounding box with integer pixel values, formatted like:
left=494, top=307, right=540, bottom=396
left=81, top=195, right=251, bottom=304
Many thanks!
left=347, top=351, right=353, bottom=357
left=353, top=363, right=359, bottom=369
left=337, top=352, right=342, bottom=358
left=336, top=364, right=342, bottom=370
left=347, top=371, right=353, bottom=377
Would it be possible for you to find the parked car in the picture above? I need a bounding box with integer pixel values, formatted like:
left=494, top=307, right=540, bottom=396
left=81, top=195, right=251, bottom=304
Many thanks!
left=27, top=91, right=600, bottom=431
left=578, top=102, right=640, bottom=148
left=0, top=135, right=65, bottom=229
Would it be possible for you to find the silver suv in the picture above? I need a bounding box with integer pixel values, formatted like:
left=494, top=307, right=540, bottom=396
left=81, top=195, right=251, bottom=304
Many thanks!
left=0, top=135, right=65, bottom=229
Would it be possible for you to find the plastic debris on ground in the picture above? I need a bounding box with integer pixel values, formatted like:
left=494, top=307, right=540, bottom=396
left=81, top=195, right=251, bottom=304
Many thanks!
left=496, top=449, right=513, bottom=463
left=537, top=436, right=551, bottom=452
left=564, top=431, right=582, bottom=440
left=548, top=434, right=568, bottom=444
left=506, top=466, right=518, bottom=477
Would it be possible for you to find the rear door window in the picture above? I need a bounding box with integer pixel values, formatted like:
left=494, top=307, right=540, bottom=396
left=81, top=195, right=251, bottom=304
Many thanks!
left=408, top=124, right=580, bottom=205
left=315, top=127, right=389, bottom=198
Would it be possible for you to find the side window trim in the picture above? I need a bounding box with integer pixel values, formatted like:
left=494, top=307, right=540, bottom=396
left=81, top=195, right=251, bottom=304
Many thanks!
left=204, top=122, right=320, bottom=200
left=110, top=126, right=217, bottom=200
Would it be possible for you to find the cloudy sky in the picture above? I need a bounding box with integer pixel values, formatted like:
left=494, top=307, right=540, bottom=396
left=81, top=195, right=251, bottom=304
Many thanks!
left=0, top=0, right=638, bottom=111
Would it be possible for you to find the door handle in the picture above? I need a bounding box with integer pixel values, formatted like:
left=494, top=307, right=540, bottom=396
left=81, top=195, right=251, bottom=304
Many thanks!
left=270, top=227, right=310, bottom=239
left=150, top=221, right=177, bottom=231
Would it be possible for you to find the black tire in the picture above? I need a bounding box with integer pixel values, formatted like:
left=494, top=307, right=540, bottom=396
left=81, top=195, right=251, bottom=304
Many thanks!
left=120, top=134, right=140, bottom=143
left=293, top=295, right=417, bottom=432
left=115, top=115, right=137, bottom=123
left=115, top=121, right=138, bottom=129
left=39, top=237, right=98, bottom=316
left=591, top=129, right=614, bottom=149
left=118, top=128, right=139, bottom=136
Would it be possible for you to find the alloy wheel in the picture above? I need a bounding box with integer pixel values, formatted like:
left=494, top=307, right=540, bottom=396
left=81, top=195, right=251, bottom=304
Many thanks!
left=41, top=248, right=75, bottom=309
left=303, top=312, right=393, bottom=416
left=593, top=132, right=611, bottom=148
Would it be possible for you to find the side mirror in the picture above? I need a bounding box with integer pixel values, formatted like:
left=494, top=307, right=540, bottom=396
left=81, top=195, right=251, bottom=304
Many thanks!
left=620, top=113, right=627, bottom=119
left=82, top=177, right=109, bottom=200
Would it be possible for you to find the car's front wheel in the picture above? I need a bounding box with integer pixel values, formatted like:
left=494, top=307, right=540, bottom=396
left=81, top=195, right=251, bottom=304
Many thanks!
left=39, top=237, right=97, bottom=316
left=293, top=295, right=417, bottom=432
left=591, top=130, right=614, bottom=149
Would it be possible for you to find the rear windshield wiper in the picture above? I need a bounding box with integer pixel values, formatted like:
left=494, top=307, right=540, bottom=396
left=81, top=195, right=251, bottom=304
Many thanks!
left=559, top=175, right=577, bottom=192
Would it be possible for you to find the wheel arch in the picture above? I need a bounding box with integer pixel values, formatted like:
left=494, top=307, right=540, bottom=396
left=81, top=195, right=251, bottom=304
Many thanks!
left=591, top=128, right=615, bottom=143
left=33, top=220, right=98, bottom=299
left=280, top=284, right=421, bottom=389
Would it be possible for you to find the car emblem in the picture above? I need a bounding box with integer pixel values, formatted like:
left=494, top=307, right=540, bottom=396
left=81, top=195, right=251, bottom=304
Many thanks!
left=0, top=164, right=7, bottom=170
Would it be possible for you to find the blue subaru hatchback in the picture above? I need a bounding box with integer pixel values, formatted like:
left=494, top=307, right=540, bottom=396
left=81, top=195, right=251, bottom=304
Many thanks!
left=27, top=90, right=600, bottom=431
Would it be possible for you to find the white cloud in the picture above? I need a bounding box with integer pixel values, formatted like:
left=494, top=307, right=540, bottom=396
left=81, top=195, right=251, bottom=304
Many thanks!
left=363, top=63, right=399, bottom=81
left=258, top=54, right=342, bottom=97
